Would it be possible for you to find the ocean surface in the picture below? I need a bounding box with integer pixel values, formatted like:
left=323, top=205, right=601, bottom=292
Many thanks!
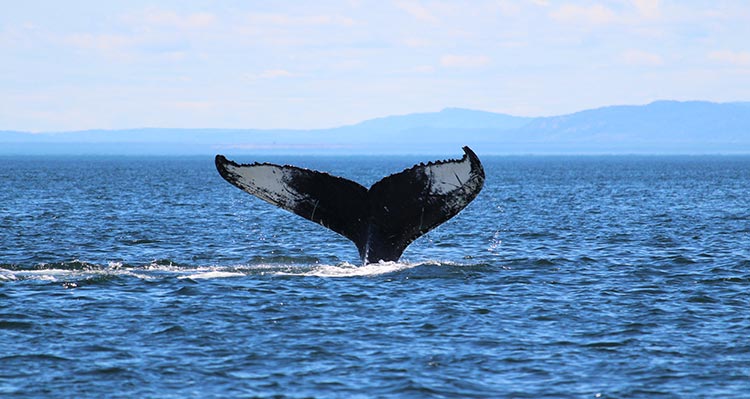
left=1, top=154, right=749, bottom=398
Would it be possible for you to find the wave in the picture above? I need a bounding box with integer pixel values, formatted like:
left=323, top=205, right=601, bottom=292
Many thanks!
left=1, top=259, right=488, bottom=283
left=276, top=261, right=415, bottom=277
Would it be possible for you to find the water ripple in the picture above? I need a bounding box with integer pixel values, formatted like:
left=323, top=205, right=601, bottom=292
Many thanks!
left=2, top=156, right=750, bottom=397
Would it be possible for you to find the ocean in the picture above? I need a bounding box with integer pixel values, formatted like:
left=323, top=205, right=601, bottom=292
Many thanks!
left=1, top=154, right=749, bottom=398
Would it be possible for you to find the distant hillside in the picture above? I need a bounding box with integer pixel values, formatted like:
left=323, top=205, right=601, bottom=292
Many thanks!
left=341, top=107, right=531, bottom=132
left=2, top=101, right=749, bottom=154
left=501, top=101, right=750, bottom=153
left=520, top=101, right=750, bottom=139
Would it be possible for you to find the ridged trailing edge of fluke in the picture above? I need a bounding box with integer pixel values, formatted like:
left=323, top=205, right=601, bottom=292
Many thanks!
left=215, top=146, right=485, bottom=265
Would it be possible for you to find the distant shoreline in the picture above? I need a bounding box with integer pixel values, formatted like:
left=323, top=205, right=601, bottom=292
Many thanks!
left=2, top=101, right=749, bottom=155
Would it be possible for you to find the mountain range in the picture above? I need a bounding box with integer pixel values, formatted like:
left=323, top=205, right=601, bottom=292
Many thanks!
left=2, top=100, right=749, bottom=155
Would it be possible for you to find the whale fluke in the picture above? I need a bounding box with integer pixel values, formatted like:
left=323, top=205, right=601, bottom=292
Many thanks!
left=215, top=146, right=485, bottom=264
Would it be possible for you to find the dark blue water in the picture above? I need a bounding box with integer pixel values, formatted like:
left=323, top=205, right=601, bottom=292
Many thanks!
left=2, top=155, right=750, bottom=398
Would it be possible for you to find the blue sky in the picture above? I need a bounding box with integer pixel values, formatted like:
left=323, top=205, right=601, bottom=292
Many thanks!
left=2, top=0, right=750, bottom=131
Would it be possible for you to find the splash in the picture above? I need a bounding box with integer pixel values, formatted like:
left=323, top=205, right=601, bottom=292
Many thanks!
left=276, top=261, right=416, bottom=277
left=0, top=259, right=469, bottom=283
left=178, top=271, right=246, bottom=280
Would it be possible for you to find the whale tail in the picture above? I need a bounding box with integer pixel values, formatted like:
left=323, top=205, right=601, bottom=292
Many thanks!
left=215, top=146, right=485, bottom=264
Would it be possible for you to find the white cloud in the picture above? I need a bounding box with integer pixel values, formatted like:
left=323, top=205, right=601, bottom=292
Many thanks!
left=63, top=31, right=191, bottom=61
left=630, top=0, right=661, bottom=18
left=260, top=69, right=296, bottom=79
left=245, top=12, right=356, bottom=27
left=709, top=50, right=750, bottom=66
left=332, top=59, right=365, bottom=70
left=401, top=37, right=431, bottom=48
left=245, top=69, right=298, bottom=81
left=5, top=1, right=750, bottom=132
left=495, top=0, right=522, bottom=17
left=440, top=54, right=490, bottom=68
left=138, top=9, right=217, bottom=29
left=395, top=1, right=439, bottom=23
left=411, top=65, right=435, bottom=73
left=550, top=4, right=616, bottom=25
left=235, top=12, right=357, bottom=47
left=621, top=49, right=664, bottom=66
left=0, top=22, right=61, bottom=51
left=65, top=33, right=137, bottom=54
left=62, top=8, right=218, bottom=59
left=170, top=101, right=215, bottom=111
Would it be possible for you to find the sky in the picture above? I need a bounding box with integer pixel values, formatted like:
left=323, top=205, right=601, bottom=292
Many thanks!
left=2, top=0, right=750, bottom=132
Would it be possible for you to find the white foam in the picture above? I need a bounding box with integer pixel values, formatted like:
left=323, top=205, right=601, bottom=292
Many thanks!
left=0, top=270, right=17, bottom=281
left=2, top=261, right=447, bottom=282
left=116, top=270, right=155, bottom=280
left=178, top=271, right=245, bottom=280
left=5, top=271, right=59, bottom=281
left=22, top=269, right=75, bottom=276
left=277, top=261, right=416, bottom=277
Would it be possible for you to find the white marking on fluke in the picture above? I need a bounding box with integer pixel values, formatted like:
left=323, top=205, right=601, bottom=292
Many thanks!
left=425, top=157, right=473, bottom=195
